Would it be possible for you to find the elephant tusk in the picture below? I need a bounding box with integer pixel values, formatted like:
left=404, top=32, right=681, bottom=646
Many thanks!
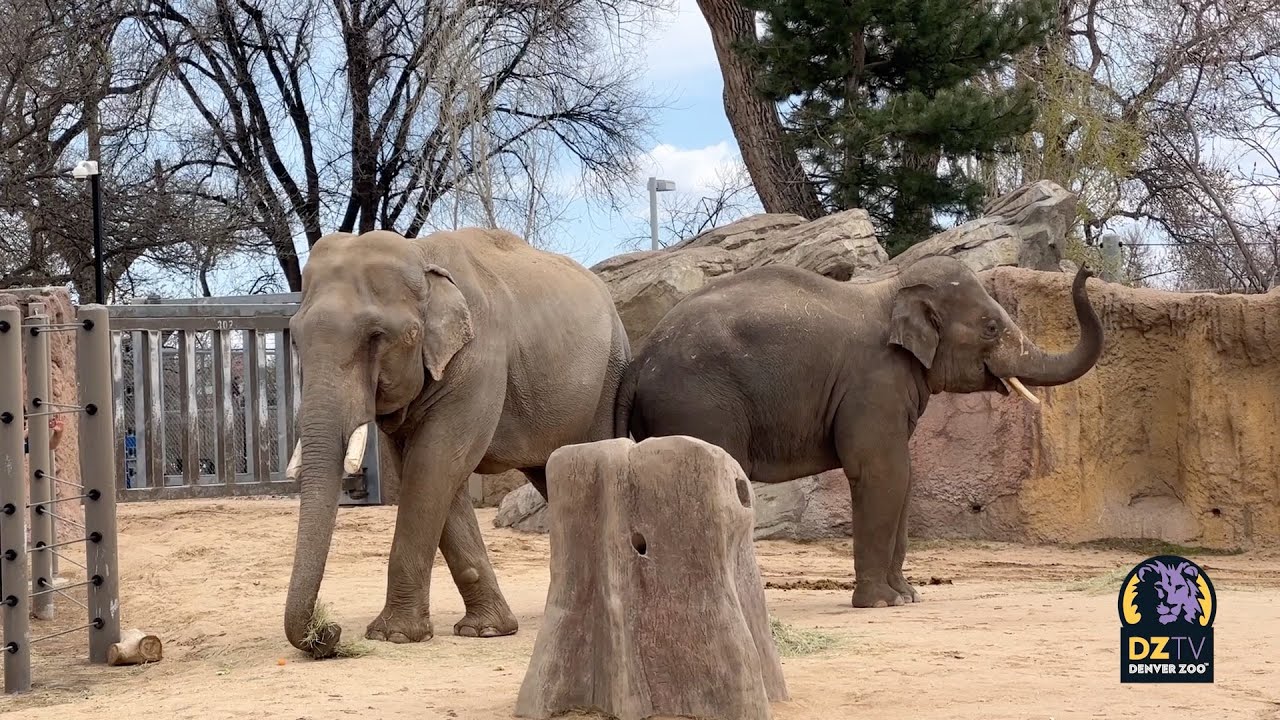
left=285, top=441, right=302, bottom=481
left=343, top=423, right=370, bottom=475
left=1002, top=376, right=1040, bottom=405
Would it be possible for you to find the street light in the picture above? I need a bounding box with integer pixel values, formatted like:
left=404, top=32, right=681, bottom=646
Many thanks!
left=72, top=160, right=105, bottom=304
left=647, top=176, right=676, bottom=251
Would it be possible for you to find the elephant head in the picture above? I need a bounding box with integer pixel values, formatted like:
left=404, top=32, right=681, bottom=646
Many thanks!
left=887, top=256, right=1103, bottom=402
left=282, top=230, right=474, bottom=655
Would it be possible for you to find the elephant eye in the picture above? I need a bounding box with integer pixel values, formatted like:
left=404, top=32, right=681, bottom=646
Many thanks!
left=981, top=319, right=1000, bottom=339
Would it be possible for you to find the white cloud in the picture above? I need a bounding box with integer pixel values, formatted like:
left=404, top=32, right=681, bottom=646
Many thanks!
left=640, top=141, right=741, bottom=195
left=640, top=0, right=720, bottom=81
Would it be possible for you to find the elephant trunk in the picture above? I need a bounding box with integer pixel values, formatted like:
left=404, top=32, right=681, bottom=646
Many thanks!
left=283, top=365, right=372, bottom=659
left=991, top=267, right=1104, bottom=399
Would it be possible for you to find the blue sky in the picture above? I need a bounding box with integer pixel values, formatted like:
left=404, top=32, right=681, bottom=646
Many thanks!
left=549, top=0, right=756, bottom=267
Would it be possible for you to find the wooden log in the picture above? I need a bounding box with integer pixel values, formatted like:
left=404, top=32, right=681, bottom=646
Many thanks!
left=106, top=628, right=163, bottom=666
left=516, top=436, right=788, bottom=720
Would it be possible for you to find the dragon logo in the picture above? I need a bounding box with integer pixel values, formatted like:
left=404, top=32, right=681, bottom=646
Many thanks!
left=1119, top=556, right=1215, bottom=628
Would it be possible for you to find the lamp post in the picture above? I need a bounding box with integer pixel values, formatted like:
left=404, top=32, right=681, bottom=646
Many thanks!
left=72, top=160, right=104, bottom=304
left=647, top=176, right=676, bottom=251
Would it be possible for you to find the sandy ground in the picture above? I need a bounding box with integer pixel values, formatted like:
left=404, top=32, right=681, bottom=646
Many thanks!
left=1, top=498, right=1278, bottom=719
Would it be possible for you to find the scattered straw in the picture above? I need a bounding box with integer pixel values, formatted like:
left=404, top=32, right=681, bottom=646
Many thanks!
left=768, top=616, right=842, bottom=657
left=304, top=601, right=374, bottom=659
left=1064, top=567, right=1130, bottom=595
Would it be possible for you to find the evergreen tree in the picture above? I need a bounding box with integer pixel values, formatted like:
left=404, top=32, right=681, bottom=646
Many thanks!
left=740, top=0, right=1055, bottom=254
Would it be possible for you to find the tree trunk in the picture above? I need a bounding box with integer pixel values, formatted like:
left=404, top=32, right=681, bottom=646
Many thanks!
left=696, top=0, right=825, bottom=220
left=515, top=436, right=788, bottom=720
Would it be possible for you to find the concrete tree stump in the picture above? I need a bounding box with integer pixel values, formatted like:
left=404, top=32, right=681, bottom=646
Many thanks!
left=515, top=436, right=788, bottom=720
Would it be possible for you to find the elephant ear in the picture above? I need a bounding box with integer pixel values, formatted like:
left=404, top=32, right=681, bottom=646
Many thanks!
left=889, top=283, right=941, bottom=370
left=419, top=263, right=474, bottom=382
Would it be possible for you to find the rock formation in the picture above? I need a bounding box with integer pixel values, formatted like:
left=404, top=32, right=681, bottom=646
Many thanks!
left=592, top=209, right=884, bottom=348
left=495, top=179, right=1280, bottom=550
left=514, top=436, right=787, bottom=720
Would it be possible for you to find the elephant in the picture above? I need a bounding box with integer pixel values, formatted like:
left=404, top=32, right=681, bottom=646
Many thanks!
left=614, top=255, right=1103, bottom=609
left=283, top=227, right=629, bottom=658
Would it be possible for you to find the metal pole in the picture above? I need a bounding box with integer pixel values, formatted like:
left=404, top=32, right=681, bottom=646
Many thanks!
left=0, top=305, right=32, bottom=693
left=76, top=305, right=120, bottom=663
left=648, top=176, right=659, bottom=251
left=91, top=173, right=105, bottom=305
left=24, top=306, right=54, bottom=621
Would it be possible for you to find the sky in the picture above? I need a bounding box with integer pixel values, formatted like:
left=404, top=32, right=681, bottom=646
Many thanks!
left=550, top=0, right=754, bottom=268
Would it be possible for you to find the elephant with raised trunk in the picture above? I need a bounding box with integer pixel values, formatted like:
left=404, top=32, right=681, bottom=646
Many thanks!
left=284, top=228, right=629, bottom=658
left=616, top=256, right=1103, bottom=608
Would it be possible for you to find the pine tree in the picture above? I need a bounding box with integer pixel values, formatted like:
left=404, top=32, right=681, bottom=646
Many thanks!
left=740, top=0, right=1056, bottom=255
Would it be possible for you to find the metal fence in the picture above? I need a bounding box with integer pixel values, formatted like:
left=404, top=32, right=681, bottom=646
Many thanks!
left=107, top=294, right=380, bottom=504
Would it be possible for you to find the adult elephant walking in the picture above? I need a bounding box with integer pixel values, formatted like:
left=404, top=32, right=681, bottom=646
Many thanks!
left=284, top=228, right=629, bottom=658
left=616, top=256, right=1103, bottom=609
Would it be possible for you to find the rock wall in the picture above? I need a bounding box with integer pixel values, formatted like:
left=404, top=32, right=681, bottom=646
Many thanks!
left=0, top=288, right=86, bottom=551
left=909, top=269, right=1280, bottom=550
left=495, top=179, right=1280, bottom=550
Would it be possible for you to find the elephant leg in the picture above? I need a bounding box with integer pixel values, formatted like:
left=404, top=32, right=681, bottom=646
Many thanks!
left=523, top=467, right=548, bottom=503
left=887, top=470, right=921, bottom=604
left=837, top=413, right=910, bottom=609
left=440, top=482, right=519, bottom=638
left=365, top=413, right=495, bottom=644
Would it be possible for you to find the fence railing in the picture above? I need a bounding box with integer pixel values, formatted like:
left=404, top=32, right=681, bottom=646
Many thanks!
left=107, top=294, right=381, bottom=504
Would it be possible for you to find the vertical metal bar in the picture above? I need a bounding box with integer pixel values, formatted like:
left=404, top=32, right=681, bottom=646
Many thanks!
left=141, top=331, right=164, bottom=489
left=274, top=332, right=290, bottom=479
left=0, top=306, right=31, bottom=693
left=111, top=332, right=126, bottom=492
left=178, top=331, right=198, bottom=488
left=130, top=331, right=145, bottom=488
left=241, top=335, right=252, bottom=479
left=245, top=331, right=271, bottom=486
left=213, top=329, right=235, bottom=487
left=24, top=307, right=54, bottom=621
left=76, top=305, right=121, bottom=664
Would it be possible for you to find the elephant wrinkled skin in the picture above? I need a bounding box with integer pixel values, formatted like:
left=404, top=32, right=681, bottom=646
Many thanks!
left=284, top=228, right=629, bottom=658
left=616, top=256, right=1103, bottom=609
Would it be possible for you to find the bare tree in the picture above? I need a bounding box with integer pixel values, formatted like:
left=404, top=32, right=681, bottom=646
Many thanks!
left=989, top=0, right=1280, bottom=291
left=140, top=0, right=661, bottom=291
left=0, top=0, right=260, bottom=299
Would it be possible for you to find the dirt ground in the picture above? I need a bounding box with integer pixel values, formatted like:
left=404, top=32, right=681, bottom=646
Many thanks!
left=1, top=498, right=1277, bottom=720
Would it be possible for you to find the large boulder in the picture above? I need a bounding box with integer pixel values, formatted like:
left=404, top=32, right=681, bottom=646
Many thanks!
left=883, top=180, right=1074, bottom=274
left=592, top=210, right=884, bottom=347
left=594, top=180, right=1078, bottom=348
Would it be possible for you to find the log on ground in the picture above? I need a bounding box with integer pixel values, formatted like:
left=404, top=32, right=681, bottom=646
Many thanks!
left=107, top=628, right=163, bottom=666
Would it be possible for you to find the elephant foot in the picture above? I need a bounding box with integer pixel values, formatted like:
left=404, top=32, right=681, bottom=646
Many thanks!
left=365, top=607, right=434, bottom=644
left=454, top=605, right=519, bottom=638
left=851, top=580, right=906, bottom=609
left=890, top=573, right=922, bottom=604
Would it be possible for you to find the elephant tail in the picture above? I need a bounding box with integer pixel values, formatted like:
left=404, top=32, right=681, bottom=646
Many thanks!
left=613, top=359, right=638, bottom=440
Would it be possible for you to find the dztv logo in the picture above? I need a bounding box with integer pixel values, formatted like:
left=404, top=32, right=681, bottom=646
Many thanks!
left=1118, top=555, right=1215, bottom=683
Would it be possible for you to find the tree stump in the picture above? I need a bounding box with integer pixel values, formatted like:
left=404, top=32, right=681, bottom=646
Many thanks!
left=515, top=436, right=788, bottom=720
